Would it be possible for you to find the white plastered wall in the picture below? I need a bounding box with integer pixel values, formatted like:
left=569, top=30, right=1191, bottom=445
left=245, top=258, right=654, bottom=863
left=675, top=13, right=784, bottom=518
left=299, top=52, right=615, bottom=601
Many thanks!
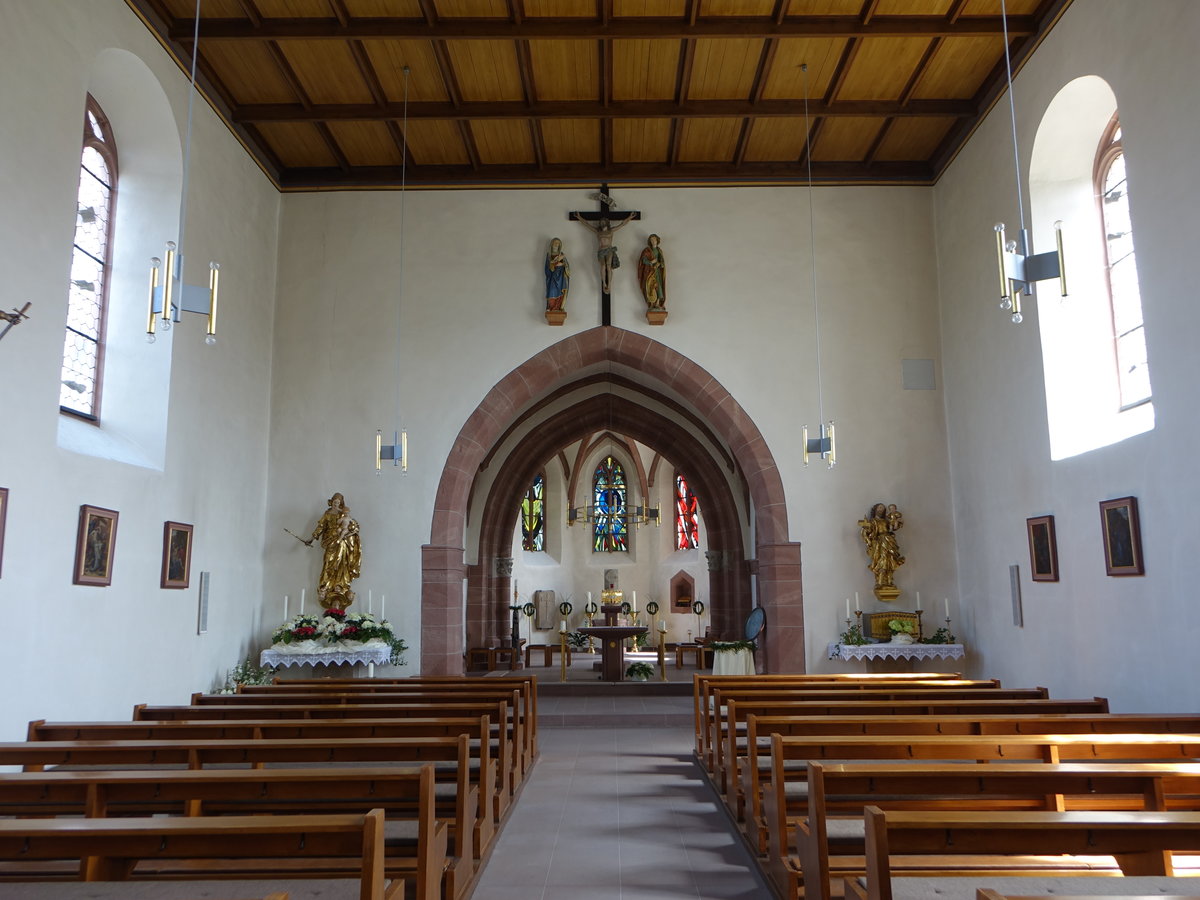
left=264, top=185, right=957, bottom=672
left=934, top=0, right=1200, bottom=710
left=0, top=0, right=280, bottom=740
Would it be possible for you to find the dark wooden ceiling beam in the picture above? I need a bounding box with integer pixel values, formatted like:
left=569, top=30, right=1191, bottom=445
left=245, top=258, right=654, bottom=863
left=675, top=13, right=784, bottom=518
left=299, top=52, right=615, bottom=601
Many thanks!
left=231, top=97, right=973, bottom=122
left=859, top=0, right=880, bottom=26
left=275, top=158, right=936, bottom=188
left=232, top=0, right=263, bottom=28
left=174, top=16, right=1040, bottom=41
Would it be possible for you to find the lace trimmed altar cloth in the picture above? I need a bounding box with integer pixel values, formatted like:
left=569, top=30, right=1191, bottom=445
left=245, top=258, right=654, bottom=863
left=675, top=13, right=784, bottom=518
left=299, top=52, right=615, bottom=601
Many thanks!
left=827, top=641, right=965, bottom=661
left=260, top=639, right=393, bottom=669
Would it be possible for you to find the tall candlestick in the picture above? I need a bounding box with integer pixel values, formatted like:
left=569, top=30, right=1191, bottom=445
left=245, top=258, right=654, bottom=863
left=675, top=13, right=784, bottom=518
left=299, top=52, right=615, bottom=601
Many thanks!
left=915, top=592, right=921, bottom=610
left=944, top=597, right=950, bottom=618
left=300, top=589, right=305, bottom=614
left=284, top=595, right=289, bottom=621
left=854, top=592, right=860, bottom=611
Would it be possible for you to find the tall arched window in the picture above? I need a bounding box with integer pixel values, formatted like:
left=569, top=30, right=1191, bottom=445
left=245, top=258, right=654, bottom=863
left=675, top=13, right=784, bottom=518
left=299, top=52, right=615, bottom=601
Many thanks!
left=61, top=95, right=117, bottom=420
left=521, top=472, right=545, bottom=552
left=675, top=472, right=698, bottom=550
left=592, top=455, right=628, bottom=553
left=1096, top=117, right=1151, bottom=410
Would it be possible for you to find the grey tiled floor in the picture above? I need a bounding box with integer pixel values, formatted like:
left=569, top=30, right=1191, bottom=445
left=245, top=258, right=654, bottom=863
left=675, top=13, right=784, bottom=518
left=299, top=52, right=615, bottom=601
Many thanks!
left=472, top=726, right=772, bottom=900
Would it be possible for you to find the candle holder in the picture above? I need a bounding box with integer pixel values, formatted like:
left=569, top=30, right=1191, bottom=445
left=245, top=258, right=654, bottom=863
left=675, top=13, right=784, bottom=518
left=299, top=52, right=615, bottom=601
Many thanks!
left=658, top=629, right=667, bottom=681
left=559, top=629, right=568, bottom=683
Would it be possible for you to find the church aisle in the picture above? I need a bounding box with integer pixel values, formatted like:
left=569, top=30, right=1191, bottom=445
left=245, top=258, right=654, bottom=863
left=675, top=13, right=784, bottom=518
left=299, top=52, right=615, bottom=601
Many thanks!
left=471, top=726, right=772, bottom=900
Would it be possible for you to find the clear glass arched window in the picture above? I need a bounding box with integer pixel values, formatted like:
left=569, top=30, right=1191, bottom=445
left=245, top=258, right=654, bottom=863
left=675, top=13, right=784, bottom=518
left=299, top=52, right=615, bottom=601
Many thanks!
left=1096, top=117, right=1151, bottom=409
left=592, top=455, right=628, bottom=553
left=521, top=472, right=545, bottom=552
left=675, top=472, right=698, bottom=550
left=60, top=95, right=117, bottom=420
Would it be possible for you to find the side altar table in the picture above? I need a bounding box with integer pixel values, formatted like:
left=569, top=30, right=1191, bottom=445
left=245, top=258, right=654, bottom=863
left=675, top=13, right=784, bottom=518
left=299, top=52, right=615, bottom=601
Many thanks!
left=260, top=640, right=392, bottom=677
left=578, top=603, right=648, bottom=681
left=827, top=641, right=965, bottom=662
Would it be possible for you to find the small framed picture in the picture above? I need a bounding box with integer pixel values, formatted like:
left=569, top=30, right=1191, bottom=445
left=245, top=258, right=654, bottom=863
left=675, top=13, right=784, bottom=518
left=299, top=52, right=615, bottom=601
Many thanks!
left=0, top=487, right=8, bottom=578
left=1100, top=496, right=1144, bottom=576
left=161, top=521, right=194, bottom=589
left=73, top=504, right=119, bottom=586
left=1026, top=515, right=1059, bottom=582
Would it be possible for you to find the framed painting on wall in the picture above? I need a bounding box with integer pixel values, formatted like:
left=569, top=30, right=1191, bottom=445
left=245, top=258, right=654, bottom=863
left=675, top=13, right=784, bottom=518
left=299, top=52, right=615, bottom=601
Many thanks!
left=1026, top=515, right=1059, bottom=582
left=0, top=487, right=8, bottom=578
left=1100, top=496, right=1144, bottom=576
left=161, top=521, right=194, bottom=589
left=73, top=504, right=119, bottom=586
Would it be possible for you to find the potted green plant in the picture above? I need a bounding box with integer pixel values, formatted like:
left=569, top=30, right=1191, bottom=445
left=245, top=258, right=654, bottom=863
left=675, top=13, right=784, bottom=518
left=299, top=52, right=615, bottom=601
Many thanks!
left=566, top=630, right=588, bottom=650
left=887, top=618, right=916, bottom=644
left=625, top=661, right=654, bottom=681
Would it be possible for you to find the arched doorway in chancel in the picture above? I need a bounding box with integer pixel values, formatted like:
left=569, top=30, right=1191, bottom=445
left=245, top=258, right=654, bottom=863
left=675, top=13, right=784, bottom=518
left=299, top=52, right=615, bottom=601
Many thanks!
left=421, top=327, right=803, bottom=675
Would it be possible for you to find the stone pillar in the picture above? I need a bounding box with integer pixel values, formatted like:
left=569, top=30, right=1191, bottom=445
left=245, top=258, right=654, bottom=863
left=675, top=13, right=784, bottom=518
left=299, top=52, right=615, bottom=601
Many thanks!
left=754, top=541, right=805, bottom=673
left=421, top=544, right=467, bottom=675
left=494, top=556, right=514, bottom=647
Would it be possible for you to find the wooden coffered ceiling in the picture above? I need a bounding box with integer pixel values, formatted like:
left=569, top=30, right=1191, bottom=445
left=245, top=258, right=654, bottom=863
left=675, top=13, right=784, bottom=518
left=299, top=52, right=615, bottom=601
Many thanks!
left=124, top=0, right=1073, bottom=190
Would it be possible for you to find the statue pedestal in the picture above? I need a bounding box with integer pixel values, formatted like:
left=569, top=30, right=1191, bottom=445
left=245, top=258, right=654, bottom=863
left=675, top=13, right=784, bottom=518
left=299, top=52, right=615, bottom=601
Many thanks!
left=646, top=309, right=667, bottom=326
left=545, top=309, right=567, bottom=326
left=874, top=585, right=901, bottom=603
left=577, top=625, right=648, bottom=681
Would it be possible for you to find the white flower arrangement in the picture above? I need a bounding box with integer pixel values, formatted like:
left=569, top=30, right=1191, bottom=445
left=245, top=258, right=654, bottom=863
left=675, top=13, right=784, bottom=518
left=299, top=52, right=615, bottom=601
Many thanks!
left=272, top=608, right=394, bottom=646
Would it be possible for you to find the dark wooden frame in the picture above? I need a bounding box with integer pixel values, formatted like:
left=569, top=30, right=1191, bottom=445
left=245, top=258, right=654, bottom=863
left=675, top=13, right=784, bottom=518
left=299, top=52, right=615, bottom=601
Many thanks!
left=73, top=504, right=119, bottom=586
left=0, top=487, right=8, bottom=578
left=1099, top=496, right=1144, bottom=576
left=161, top=520, right=194, bottom=589
left=1025, top=515, right=1059, bottom=582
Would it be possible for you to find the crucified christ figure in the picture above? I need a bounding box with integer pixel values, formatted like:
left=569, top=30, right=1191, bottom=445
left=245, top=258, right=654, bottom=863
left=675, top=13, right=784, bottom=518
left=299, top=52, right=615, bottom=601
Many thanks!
left=575, top=215, right=635, bottom=294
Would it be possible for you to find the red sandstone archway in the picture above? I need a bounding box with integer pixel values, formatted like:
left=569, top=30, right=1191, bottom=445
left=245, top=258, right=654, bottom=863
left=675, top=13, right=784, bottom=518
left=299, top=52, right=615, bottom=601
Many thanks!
left=422, top=327, right=803, bottom=674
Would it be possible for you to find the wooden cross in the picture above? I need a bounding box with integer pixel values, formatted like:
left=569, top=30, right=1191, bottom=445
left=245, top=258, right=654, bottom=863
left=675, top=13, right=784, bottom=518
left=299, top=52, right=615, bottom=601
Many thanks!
left=569, top=184, right=640, bottom=326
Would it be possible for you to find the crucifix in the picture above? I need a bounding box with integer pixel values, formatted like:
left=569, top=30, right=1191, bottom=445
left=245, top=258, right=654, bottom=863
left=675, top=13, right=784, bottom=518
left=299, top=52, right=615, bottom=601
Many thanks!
left=569, top=185, right=640, bottom=326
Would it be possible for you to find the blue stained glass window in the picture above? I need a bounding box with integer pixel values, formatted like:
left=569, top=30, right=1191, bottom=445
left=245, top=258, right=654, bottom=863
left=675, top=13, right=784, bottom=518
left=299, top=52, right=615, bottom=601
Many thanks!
left=521, top=472, right=545, bottom=552
left=675, top=472, right=699, bottom=550
left=592, top=456, right=628, bottom=553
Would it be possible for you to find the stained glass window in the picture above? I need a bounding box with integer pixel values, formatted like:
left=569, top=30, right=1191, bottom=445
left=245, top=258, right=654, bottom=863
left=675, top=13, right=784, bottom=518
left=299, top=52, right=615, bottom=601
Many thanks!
left=592, top=455, right=627, bottom=553
left=61, top=96, right=116, bottom=420
left=521, top=472, right=545, bottom=552
left=675, top=472, right=699, bottom=550
left=1097, top=119, right=1151, bottom=410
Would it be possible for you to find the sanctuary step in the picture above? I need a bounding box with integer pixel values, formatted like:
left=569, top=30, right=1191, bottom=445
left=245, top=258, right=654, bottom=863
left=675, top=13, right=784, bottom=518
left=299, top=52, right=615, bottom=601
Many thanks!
left=537, top=681, right=694, bottom=728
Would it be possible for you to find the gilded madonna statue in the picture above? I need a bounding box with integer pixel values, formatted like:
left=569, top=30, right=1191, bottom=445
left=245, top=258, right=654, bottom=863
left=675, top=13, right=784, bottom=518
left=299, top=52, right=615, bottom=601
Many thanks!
left=858, top=502, right=905, bottom=602
left=304, top=492, right=362, bottom=610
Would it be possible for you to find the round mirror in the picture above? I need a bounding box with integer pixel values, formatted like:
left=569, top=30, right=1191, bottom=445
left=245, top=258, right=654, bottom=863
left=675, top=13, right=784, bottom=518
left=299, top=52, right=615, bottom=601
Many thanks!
left=744, top=606, right=766, bottom=641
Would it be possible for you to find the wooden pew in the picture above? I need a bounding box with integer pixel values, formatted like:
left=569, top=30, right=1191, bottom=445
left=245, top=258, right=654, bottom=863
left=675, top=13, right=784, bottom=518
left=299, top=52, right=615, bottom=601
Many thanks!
left=702, top=686, right=1051, bottom=788
left=0, top=809, right=400, bottom=900
left=852, top=807, right=1200, bottom=900
left=789, top=760, right=1200, bottom=900
left=0, top=766, right=453, bottom=900
left=189, top=687, right=534, bottom=784
left=736, top=712, right=1200, bottom=840
left=239, top=677, right=539, bottom=771
left=977, top=890, right=1200, bottom=900
left=134, top=699, right=520, bottom=812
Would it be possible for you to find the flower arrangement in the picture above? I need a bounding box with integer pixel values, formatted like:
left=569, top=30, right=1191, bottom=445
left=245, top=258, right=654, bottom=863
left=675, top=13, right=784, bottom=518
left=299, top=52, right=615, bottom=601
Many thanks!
left=838, top=624, right=868, bottom=646
left=887, top=618, right=916, bottom=635
left=271, top=608, right=407, bottom=665
left=566, top=630, right=589, bottom=650
left=710, top=639, right=757, bottom=653
left=219, top=658, right=279, bottom=693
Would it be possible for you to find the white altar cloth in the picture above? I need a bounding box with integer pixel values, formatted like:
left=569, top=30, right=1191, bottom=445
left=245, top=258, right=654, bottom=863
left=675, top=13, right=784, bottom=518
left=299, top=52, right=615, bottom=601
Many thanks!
left=260, top=639, right=392, bottom=670
left=827, top=642, right=965, bottom=661
left=712, top=647, right=755, bottom=675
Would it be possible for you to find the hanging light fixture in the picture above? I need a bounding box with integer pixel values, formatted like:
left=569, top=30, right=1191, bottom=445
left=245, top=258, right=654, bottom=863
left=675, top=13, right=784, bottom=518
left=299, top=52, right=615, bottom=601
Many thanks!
left=376, top=66, right=411, bottom=473
left=991, top=0, right=1067, bottom=324
left=798, top=63, right=836, bottom=469
left=145, top=0, right=221, bottom=345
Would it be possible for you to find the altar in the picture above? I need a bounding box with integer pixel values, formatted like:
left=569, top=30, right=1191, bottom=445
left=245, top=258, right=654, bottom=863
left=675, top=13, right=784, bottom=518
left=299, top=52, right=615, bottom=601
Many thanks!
left=577, top=602, right=648, bottom=681
left=260, top=640, right=392, bottom=676
left=826, top=641, right=965, bottom=673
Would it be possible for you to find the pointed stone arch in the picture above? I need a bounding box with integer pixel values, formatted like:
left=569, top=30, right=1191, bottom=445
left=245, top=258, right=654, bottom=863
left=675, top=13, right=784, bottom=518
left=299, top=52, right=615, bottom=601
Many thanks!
left=422, top=327, right=803, bottom=673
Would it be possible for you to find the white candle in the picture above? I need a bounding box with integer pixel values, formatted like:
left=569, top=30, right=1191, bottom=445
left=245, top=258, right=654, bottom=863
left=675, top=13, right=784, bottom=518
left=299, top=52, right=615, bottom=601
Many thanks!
left=632, top=590, right=637, bottom=611
left=659, top=620, right=667, bottom=633
left=381, top=594, right=386, bottom=620
left=915, top=592, right=921, bottom=610
left=587, top=591, right=592, bottom=603
left=944, top=597, right=950, bottom=618
left=854, top=592, right=860, bottom=611
left=284, top=595, right=289, bottom=621
left=369, top=590, right=373, bottom=614
left=560, top=620, right=567, bottom=633
left=300, top=589, right=305, bottom=614
left=845, top=597, right=850, bottom=619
